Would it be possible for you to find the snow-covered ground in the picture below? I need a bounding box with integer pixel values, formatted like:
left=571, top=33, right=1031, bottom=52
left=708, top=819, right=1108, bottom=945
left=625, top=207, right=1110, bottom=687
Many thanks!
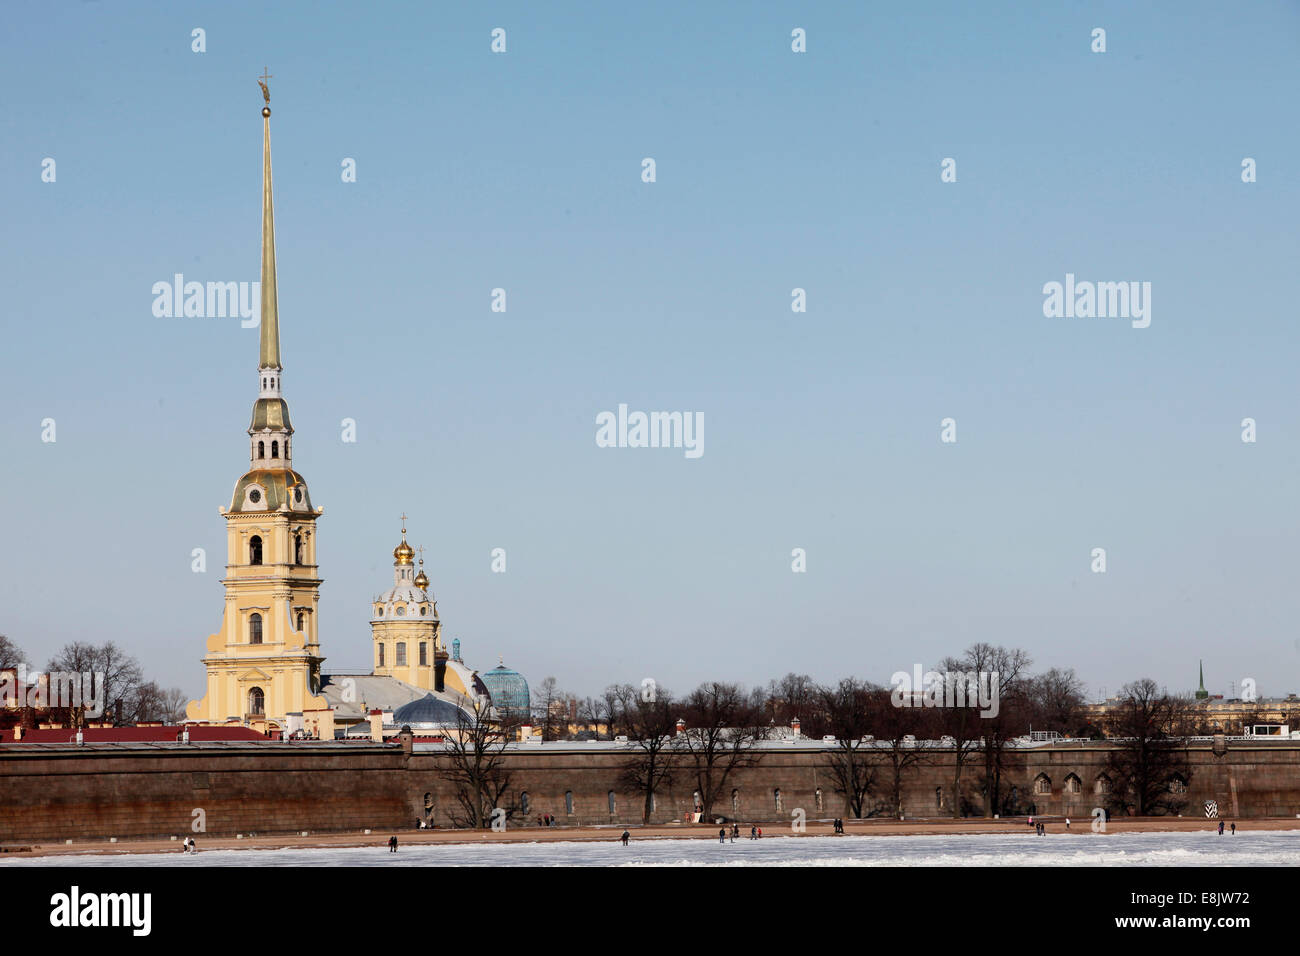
left=7, top=830, right=1299, bottom=866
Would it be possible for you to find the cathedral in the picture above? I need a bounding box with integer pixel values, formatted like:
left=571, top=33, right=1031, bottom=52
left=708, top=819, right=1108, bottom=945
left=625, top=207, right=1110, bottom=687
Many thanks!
left=184, top=82, right=526, bottom=739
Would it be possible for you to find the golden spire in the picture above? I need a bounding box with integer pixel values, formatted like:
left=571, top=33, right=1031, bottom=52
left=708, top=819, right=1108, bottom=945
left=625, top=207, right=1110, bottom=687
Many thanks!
left=258, top=68, right=281, bottom=371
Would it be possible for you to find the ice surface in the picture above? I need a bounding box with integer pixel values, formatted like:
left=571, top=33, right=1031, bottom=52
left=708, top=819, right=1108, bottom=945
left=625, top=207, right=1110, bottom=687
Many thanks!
left=7, top=830, right=1297, bottom=867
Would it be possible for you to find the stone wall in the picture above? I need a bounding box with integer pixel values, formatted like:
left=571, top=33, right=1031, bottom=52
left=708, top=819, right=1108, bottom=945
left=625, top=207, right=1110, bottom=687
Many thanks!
left=2, top=738, right=1298, bottom=843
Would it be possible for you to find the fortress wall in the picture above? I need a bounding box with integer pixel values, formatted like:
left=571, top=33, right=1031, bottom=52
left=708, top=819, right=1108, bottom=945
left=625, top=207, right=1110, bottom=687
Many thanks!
left=2, top=741, right=1298, bottom=843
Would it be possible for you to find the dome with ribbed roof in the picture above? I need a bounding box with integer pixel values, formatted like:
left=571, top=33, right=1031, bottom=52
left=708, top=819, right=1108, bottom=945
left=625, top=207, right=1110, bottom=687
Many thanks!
left=481, top=661, right=530, bottom=718
left=393, top=693, right=472, bottom=727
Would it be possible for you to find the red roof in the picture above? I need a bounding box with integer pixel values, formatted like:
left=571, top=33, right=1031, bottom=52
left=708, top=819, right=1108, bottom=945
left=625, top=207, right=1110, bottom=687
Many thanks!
left=5, top=725, right=269, bottom=743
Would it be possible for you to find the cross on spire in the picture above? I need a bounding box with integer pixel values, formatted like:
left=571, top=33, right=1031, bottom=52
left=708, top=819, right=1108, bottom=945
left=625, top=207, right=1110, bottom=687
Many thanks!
left=416, top=545, right=425, bottom=564
left=257, top=67, right=272, bottom=105
left=400, top=512, right=408, bottom=534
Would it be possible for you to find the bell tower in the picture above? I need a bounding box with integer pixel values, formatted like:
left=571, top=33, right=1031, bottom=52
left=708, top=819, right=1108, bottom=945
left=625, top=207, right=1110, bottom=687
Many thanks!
left=187, top=76, right=332, bottom=735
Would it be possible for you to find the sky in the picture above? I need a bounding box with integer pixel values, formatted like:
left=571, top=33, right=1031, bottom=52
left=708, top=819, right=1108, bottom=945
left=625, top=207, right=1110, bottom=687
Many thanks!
left=1, top=1, right=1298, bottom=703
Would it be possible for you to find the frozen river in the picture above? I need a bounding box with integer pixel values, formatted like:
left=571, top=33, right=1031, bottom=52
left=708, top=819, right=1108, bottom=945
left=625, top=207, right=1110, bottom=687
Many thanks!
left=7, top=830, right=1298, bottom=867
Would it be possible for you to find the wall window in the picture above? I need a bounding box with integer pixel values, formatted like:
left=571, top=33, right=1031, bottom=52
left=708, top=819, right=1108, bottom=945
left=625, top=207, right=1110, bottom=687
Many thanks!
left=1064, top=773, right=1082, bottom=794
left=731, top=789, right=739, bottom=813
left=378, top=643, right=385, bottom=667
left=1167, top=775, right=1188, bottom=795
left=271, top=440, right=279, bottom=458
left=936, top=786, right=944, bottom=809
left=248, top=687, right=264, bottom=716
left=294, top=533, right=303, bottom=565
left=521, top=791, right=529, bottom=814
left=816, top=787, right=824, bottom=812
left=419, top=642, right=428, bottom=666
left=249, top=612, right=263, bottom=645
left=257, top=441, right=265, bottom=459
left=296, top=611, right=305, bottom=632
left=249, top=535, right=263, bottom=565
left=565, top=791, right=574, bottom=815
left=774, top=788, right=783, bottom=812
left=1095, top=774, right=1112, bottom=795
left=396, top=642, right=407, bottom=666
left=1033, top=773, right=1052, bottom=795
left=608, top=791, right=616, bottom=815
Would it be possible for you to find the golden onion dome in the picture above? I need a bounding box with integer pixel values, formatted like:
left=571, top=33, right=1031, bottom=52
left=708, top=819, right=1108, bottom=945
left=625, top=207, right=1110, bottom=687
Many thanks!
left=414, top=559, right=429, bottom=590
left=394, top=537, right=415, bottom=565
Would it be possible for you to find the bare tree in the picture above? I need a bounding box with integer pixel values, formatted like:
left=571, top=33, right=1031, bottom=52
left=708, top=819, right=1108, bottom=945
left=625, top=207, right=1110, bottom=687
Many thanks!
left=867, top=689, right=937, bottom=819
left=957, top=643, right=1032, bottom=817
left=531, top=676, right=567, bottom=741
left=818, top=678, right=883, bottom=818
left=1102, top=679, right=1193, bottom=817
left=46, top=641, right=144, bottom=727
left=438, top=699, right=519, bottom=828
left=1026, top=667, right=1088, bottom=736
left=0, top=635, right=25, bottom=671
left=676, top=681, right=767, bottom=821
left=935, top=657, right=983, bottom=818
left=764, top=673, right=822, bottom=734
left=611, top=683, right=678, bottom=823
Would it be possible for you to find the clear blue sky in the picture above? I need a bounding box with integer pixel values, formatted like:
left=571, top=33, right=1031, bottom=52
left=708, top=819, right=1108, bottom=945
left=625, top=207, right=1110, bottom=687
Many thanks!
left=2, top=1, right=1298, bottom=703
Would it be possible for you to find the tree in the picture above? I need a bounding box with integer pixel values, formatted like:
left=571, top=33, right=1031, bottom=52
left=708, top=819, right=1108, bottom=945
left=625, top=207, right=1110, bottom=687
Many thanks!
left=764, top=673, right=823, bottom=735
left=531, top=676, right=568, bottom=741
left=935, top=657, right=984, bottom=818
left=1102, top=679, right=1193, bottom=817
left=867, top=688, right=938, bottom=819
left=611, top=683, right=678, bottom=823
left=438, top=698, right=519, bottom=828
left=46, top=641, right=144, bottom=727
left=0, top=635, right=25, bottom=671
left=1026, top=667, right=1088, bottom=736
left=956, top=643, right=1032, bottom=817
left=818, top=678, right=882, bottom=818
left=676, top=681, right=767, bottom=821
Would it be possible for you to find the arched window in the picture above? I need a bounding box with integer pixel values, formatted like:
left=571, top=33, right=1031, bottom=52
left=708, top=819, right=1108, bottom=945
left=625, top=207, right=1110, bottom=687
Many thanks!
left=936, top=786, right=944, bottom=809
left=257, top=441, right=265, bottom=459
left=248, top=687, right=264, bottom=716
left=520, top=791, right=529, bottom=814
left=249, top=535, right=263, bottom=566
left=816, top=787, right=824, bottom=812
left=377, top=643, right=385, bottom=667
left=296, top=611, right=305, bottom=632
left=1064, top=773, right=1082, bottom=794
left=693, top=790, right=702, bottom=812
left=1167, top=775, right=1188, bottom=795
left=774, top=788, right=783, bottom=812
left=420, top=606, right=428, bottom=616
left=249, top=612, right=262, bottom=644
left=608, top=791, right=616, bottom=815
left=396, top=642, right=407, bottom=666
left=271, top=440, right=278, bottom=458
left=419, top=642, right=428, bottom=666
left=731, top=789, right=739, bottom=812
left=1095, top=774, right=1112, bottom=795
left=565, top=791, right=574, bottom=815
left=1033, top=773, right=1052, bottom=795
left=294, top=533, right=303, bottom=565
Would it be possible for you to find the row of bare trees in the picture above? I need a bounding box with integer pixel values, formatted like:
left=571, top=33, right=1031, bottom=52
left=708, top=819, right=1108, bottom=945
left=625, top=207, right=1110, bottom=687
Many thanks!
left=509, top=646, right=1206, bottom=824
left=0, top=634, right=187, bottom=727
